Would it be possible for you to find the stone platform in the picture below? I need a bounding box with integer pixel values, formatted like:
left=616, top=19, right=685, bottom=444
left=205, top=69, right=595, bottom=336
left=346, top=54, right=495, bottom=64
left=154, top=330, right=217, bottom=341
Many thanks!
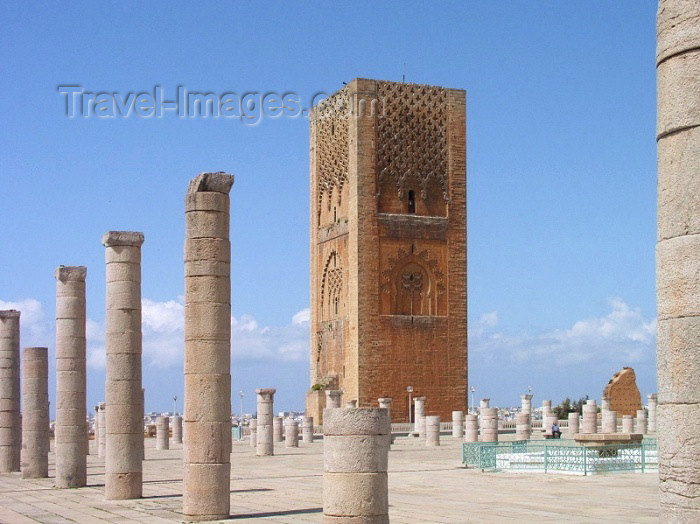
left=0, top=435, right=659, bottom=523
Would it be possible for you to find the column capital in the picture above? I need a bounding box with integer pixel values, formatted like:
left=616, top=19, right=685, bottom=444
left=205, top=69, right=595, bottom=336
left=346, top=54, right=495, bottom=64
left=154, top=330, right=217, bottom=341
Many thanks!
left=187, top=172, right=234, bottom=195
left=54, top=266, right=87, bottom=282
left=0, top=310, right=20, bottom=319
left=101, top=231, right=144, bottom=247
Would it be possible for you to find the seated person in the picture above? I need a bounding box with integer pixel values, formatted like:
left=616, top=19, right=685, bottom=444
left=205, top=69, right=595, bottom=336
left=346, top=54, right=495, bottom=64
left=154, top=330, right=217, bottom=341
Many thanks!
left=552, top=422, right=561, bottom=439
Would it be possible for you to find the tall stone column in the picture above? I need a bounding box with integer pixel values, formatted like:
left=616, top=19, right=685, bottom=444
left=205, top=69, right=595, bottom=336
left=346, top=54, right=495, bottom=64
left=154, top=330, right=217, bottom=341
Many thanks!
left=622, top=415, right=634, bottom=434
left=582, top=399, right=598, bottom=434
left=249, top=419, right=257, bottom=448
left=183, top=172, right=234, bottom=521
left=94, top=405, right=100, bottom=455
left=156, top=416, right=169, bottom=450
left=425, top=415, right=440, bottom=446
left=520, top=394, right=533, bottom=418
left=97, top=403, right=106, bottom=457
left=323, top=408, right=390, bottom=523
left=602, top=410, right=617, bottom=434
left=464, top=414, right=478, bottom=442
left=302, top=416, right=314, bottom=443
left=647, top=393, right=657, bottom=433
left=21, top=347, right=49, bottom=479
left=172, top=415, right=183, bottom=444
left=657, top=1, right=700, bottom=519
left=414, top=397, right=426, bottom=437
left=256, top=388, right=275, bottom=456
left=515, top=413, right=531, bottom=440
left=285, top=419, right=299, bottom=448
left=54, top=266, right=87, bottom=488
left=102, top=232, right=144, bottom=499
left=326, top=390, right=342, bottom=408
left=0, top=310, right=21, bottom=473
left=567, top=413, right=580, bottom=437
left=273, top=416, right=284, bottom=442
left=452, top=411, right=464, bottom=438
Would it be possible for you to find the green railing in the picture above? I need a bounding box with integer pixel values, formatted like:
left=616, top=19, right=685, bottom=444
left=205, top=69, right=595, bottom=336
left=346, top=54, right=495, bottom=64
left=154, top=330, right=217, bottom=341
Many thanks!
left=462, top=439, right=658, bottom=475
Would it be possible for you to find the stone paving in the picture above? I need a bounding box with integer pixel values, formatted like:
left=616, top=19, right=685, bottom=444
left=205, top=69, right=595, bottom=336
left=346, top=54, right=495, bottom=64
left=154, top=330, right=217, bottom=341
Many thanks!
left=0, top=435, right=659, bottom=523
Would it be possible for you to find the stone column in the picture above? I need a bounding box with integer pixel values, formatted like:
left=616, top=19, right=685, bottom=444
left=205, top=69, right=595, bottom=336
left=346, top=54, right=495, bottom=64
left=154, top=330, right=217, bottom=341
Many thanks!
left=273, top=416, right=284, bottom=442
left=21, top=347, right=49, bottom=479
left=302, top=416, right=314, bottom=443
left=541, top=400, right=552, bottom=431
left=345, top=400, right=357, bottom=408
left=156, top=416, right=169, bottom=450
left=520, top=394, right=533, bottom=418
left=452, top=411, right=464, bottom=438
left=582, top=399, right=598, bottom=434
left=54, top=266, right=88, bottom=488
left=515, top=413, right=531, bottom=440
left=647, top=394, right=657, bottom=433
left=657, top=1, right=700, bottom=519
left=602, top=410, right=618, bottom=434
left=635, top=410, right=647, bottom=435
left=567, top=413, right=580, bottom=437
left=97, top=403, right=106, bottom=457
left=285, top=419, right=299, bottom=448
left=0, top=310, right=21, bottom=473
left=102, top=232, right=144, bottom=500
left=183, top=173, right=234, bottom=521
left=172, top=415, right=183, bottom=444
left=479, top=398, right=490, bottom=409
left=479, top=407, right=498, bottom=442
left=426, top=415, right=440, bottom=446
left=326, top=390, right=342, bottom=408
left=323, top=408, right=390, bottom=523
left=464, top=414, right=478, bottom=442
left=601, top=397, right=610, bottom=413
left=622, top=415, right=635, bottom=434
left=249, top=419, right=257, bottom=448
left=140, top=388, right=145, bottom=460
left=544, top=415, right=558, bottom=437
left=256, top=389, right=275, bottom=456
left=94, top=405, right=100, bottom=456
left=414, top=397, right=426, bottom=437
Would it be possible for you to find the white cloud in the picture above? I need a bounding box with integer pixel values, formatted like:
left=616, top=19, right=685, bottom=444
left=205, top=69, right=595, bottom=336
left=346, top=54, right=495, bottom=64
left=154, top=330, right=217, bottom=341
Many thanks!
left=0, top=298, right=51, bottom=347
left=292, top=308, right=310, bottom=325
left=469, top=297, right=656, bottom=368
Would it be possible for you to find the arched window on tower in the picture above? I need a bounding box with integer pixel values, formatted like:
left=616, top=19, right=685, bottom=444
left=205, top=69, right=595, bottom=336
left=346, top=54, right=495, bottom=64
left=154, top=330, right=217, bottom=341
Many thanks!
left=408, top=190, right=416, bottom=214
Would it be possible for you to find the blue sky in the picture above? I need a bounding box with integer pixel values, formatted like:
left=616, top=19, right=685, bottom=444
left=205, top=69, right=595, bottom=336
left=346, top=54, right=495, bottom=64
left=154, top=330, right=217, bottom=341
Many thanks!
left=0, top=1, right=658, bottom=416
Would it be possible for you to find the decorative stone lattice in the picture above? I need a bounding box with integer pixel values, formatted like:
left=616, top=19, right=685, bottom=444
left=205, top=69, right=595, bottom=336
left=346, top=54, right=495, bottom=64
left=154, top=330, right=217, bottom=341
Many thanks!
left=381, top=246, right=445, bottom=315
left=320, top=250, right=343, bottom=311
left=315, top=88, right=349, bottom=222
left=377, top=83, right=448, bottom=202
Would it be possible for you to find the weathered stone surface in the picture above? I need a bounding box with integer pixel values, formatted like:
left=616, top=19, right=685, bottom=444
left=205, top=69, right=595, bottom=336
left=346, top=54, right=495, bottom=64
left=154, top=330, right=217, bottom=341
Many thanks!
left=103, top=233, right=143, bottom=499
left=657, top=3, right=700, bottom=518
left=156, top=416, right=169, bottom=450
left=323, top=408, right=390, bottom=521
left=0, top=311, right=20, bottom=473
left=425, top=415, right=440, bottom=447
left=256, top=389, right=275, bottom=457
left=307, top=80, right=467, bottom=426
left=183, top=173, right=233, bottom=520
left=603, top=367, right=642, bottom=417
left=284, top=419, right=299, bottom=448
left=21, top=347, right=49, bottom=479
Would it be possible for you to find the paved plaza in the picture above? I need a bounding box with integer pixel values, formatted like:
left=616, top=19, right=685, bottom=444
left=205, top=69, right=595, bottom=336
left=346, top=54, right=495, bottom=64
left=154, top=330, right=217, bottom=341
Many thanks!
left=0, top=435, right=658, bottom=523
